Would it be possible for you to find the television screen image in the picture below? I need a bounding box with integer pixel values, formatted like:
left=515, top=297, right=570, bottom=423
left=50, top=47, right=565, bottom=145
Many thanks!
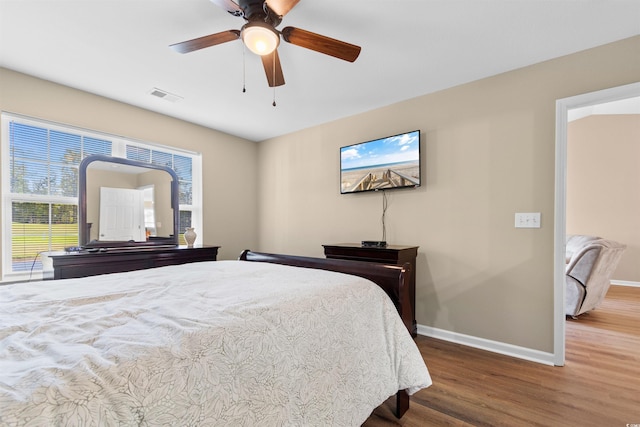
left=340, top=130, right=421, bottom=194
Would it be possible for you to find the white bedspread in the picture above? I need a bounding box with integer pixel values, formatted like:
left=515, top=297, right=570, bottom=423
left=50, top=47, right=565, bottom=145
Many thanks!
left=0, top=261, right=431, bottom=426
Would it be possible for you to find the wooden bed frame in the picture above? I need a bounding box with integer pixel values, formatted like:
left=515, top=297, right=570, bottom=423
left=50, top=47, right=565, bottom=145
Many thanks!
left=239, top=250, right=414, bottom=418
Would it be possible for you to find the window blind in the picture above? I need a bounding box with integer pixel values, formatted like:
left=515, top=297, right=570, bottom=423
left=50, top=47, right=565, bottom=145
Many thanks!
left=7, top=122, right=111, bottom=271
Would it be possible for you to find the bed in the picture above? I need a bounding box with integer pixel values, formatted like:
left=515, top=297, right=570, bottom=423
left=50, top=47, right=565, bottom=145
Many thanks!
left=0, top=250, right=432, bottom=426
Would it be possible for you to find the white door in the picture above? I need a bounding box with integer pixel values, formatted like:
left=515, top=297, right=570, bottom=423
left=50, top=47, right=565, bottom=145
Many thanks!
left=99, top=187, right=146, bottom=242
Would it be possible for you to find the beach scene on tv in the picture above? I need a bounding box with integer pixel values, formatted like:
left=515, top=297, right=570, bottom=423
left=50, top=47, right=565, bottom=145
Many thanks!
left=341, top=131, right=420, bottom=193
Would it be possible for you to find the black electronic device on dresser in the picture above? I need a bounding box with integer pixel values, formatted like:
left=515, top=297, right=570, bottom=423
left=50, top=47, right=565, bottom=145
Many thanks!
left=322, top=243, right=419, bottom=337
left=42, top=245, right=220, bottom=280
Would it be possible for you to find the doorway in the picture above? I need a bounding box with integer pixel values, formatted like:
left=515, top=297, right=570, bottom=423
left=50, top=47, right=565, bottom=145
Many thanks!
left=98, top=186, right=146, bottom=242
left=554, top=82, right=640, bottom=366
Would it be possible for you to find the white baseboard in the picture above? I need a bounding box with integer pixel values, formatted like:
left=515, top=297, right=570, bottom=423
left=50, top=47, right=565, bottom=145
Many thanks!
left=611, top=280, right=640, bottom=288
left=417, top=324, right=556, bottom=366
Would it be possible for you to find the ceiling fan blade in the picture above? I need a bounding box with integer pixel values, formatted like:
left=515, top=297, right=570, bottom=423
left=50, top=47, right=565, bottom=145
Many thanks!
left=261, top=50, right=285, bottom=87
left=281, top=26, right=361, bottom=62
left=266, top=0, right=300, bottom=17
left=170, top=30, right=241, bottom=54
left=209, top=0, right=242, bottom=15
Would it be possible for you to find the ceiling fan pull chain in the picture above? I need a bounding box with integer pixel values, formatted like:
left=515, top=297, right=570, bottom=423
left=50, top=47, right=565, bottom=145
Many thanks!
left=272, top=54, right=277, bottom=107
left=242, top=44, right=247, bottom=93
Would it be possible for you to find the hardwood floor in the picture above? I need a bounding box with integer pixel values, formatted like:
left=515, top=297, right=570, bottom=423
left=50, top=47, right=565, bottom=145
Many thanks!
left=363, top=285, right=640, bottom=426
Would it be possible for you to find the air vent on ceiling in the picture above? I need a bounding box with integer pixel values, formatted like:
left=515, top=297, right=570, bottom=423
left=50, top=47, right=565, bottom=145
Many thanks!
left=148, top=87, right=183, bottom=103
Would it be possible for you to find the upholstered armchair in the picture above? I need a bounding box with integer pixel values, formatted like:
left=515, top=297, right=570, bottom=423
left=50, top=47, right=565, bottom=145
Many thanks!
left=565, top=235, right=626, bottom=318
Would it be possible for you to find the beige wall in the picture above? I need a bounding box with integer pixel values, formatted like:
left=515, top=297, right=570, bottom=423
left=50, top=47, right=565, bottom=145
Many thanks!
left=137, top=169, right=173, bottom=239
left=257, top=36, right=640, bottom=353
left=567, top=114, right=640, bottom=282
left=0, top=67, right=259, bottom=277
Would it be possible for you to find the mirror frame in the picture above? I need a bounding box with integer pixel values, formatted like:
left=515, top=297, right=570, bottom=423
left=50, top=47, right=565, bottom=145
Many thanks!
left=79, top=154, right=180, bottom=248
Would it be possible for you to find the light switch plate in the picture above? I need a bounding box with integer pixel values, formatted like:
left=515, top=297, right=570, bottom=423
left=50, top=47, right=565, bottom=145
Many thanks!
left=515, top=212, right=541, bottom=228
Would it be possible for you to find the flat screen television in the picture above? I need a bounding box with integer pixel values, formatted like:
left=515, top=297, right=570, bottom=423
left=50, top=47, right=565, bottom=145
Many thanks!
left=340, top=130, right=421, bottom=194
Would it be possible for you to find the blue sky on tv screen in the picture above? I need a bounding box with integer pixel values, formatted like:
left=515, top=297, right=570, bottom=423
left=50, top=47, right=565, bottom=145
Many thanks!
left=341, top=131, right=419, bottom=171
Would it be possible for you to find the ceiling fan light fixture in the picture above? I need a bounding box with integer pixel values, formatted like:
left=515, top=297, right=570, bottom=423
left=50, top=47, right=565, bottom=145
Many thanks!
left=242, top=22, right=279, bottom=56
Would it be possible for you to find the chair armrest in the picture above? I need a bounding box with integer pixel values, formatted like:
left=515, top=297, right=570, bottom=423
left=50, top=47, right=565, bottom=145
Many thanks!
left=565, top=245, right=601, bottom=286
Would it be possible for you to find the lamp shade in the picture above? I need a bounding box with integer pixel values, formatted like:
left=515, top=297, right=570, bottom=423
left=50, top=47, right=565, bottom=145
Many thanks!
left=242, top=22, right=280, bottom=56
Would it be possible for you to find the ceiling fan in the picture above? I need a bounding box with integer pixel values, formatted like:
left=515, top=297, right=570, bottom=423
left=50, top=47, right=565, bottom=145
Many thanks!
left=169, top=0, right=361, bottom=88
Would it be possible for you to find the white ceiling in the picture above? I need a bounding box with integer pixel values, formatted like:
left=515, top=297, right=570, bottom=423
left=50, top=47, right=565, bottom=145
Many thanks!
left=568, top=96, right=640, bottom=122
left=1, top=0, right=639, bottom=142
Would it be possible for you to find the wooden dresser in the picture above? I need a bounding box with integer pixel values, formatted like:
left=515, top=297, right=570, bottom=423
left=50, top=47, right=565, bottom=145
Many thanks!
left=42, top=245, right=219, bottom=280
left=322, top=243, right=419, bottom=337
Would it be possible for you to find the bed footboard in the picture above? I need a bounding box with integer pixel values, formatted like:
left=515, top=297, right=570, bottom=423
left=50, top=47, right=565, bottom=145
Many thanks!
left=238, top=250, right=413, bottom=418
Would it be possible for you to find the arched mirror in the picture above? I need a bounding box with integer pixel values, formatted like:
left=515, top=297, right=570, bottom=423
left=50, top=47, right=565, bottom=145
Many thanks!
left=79, top=155, right=179, bottom=247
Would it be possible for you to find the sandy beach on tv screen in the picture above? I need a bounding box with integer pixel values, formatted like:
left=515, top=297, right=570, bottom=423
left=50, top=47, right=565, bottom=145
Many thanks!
left=341, top=162, right=419, bottom=192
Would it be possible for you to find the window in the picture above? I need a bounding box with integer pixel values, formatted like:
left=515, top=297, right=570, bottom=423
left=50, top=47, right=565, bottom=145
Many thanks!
left=1, top=114, right=202, bottom=280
